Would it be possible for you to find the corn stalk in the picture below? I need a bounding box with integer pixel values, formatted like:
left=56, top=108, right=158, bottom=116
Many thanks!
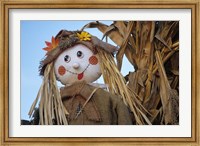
left=82, top=21, right=179, bottom=125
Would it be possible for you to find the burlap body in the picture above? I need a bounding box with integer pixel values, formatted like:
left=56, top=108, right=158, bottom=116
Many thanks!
left=60, top=82, right=133, bottom=125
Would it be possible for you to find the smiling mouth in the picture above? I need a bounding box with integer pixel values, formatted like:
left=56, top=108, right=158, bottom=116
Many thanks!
left=65, top=64, right=90, bottom=80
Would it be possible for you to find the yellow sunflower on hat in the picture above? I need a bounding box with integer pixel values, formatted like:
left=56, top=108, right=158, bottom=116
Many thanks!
left=77, top=31, right=91, bottom=41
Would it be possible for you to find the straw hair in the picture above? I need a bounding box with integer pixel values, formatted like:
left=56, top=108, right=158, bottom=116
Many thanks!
left=28, top=62, right=68, bottom=125
left=96, top=48, right=151, bottom=125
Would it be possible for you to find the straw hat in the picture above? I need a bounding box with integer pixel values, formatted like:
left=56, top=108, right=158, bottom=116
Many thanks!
left=39, top=30, right=118, bottom=76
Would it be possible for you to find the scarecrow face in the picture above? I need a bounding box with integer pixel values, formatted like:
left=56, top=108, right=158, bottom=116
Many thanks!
left=54, top=44, right=102, bottom=85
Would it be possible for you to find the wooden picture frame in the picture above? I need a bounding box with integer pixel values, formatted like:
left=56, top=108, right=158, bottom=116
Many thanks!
left=0, top=0, right=199, bottom=145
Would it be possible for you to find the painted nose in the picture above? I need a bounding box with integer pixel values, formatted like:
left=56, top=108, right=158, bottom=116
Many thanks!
left=73, top=63, right=80, bottom=69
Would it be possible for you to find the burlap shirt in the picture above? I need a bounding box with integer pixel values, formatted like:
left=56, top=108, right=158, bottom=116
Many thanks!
left=60, top=82, right=133, bottom=125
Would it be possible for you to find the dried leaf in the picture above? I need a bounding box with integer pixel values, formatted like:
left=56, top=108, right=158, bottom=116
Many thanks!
left=114, top=21, right=127, bottom=37
left=116, top=21, right=134, bottom=70
left=82, top=21, right=124, bottom=46
left=155, top=50, right=178, bottom=124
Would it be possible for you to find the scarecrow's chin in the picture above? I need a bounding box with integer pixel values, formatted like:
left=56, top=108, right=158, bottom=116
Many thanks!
left=61, top=74, right=101, bottom=86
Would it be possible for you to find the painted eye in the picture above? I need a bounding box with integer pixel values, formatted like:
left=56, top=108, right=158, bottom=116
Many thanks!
left=77, top=51, right=84, bottom=58
left=64, top=55, right=71, bottom=63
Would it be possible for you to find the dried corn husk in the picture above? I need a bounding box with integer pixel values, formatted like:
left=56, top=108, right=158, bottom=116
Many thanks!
left=83, top=21, right=179, bottom=125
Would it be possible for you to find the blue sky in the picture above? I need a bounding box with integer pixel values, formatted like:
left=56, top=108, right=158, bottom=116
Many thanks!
left=20, top=20, right=134, bottom=120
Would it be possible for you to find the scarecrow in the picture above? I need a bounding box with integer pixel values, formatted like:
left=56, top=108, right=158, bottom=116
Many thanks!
left=28, top=30, right=134, bottom=125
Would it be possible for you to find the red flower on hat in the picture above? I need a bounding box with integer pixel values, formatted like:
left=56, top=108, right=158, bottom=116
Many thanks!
left=43, top=36, right=59, bottom=52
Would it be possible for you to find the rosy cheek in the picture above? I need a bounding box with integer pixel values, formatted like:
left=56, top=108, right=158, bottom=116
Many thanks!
left=89, top=55, right=98, bottom=65
left=58, top=65, right=66, bottom=76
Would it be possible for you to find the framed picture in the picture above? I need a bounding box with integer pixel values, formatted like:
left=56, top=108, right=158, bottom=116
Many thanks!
left=1, top=0, right=199, bottom=145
